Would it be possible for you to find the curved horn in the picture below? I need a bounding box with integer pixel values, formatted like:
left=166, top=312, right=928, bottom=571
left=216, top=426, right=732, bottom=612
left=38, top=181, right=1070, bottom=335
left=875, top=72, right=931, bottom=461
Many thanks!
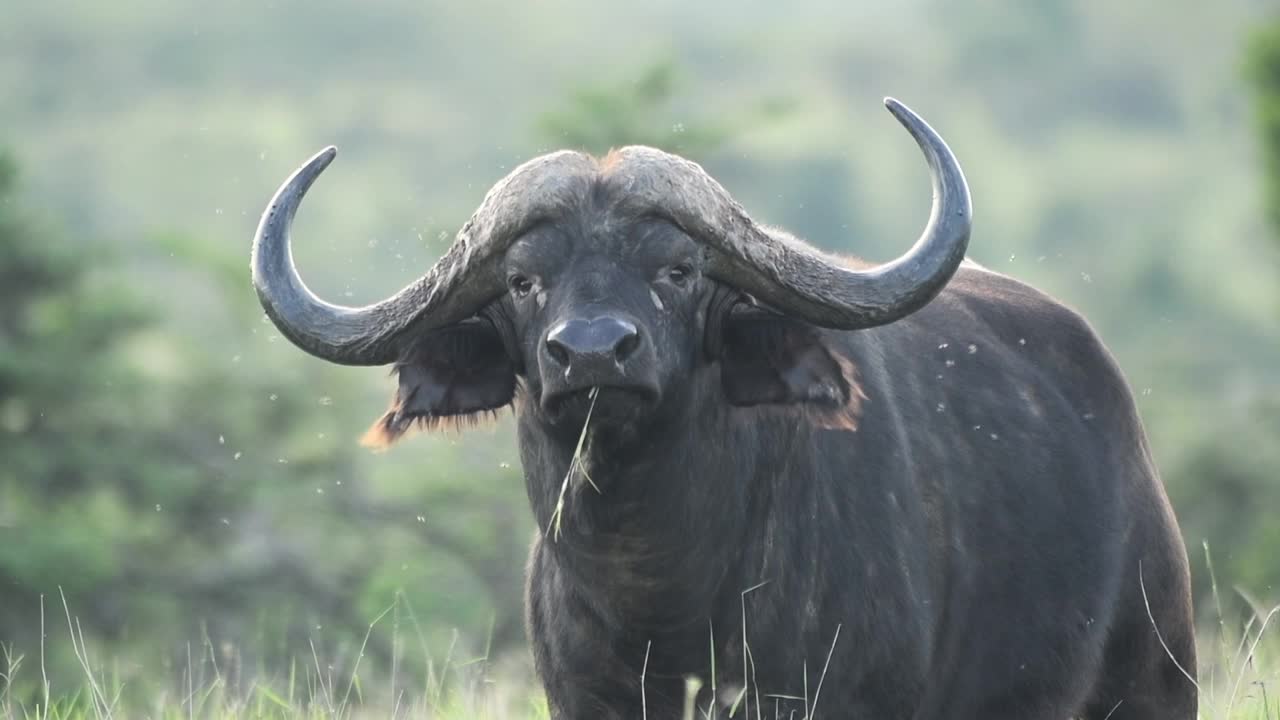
left=700, top=98, right=971, bottom=329
left=251, top=146, right=594, bottom=366
left=706, top=98, right=971, bottom=328
left=609, top=98, right=968, bottom=330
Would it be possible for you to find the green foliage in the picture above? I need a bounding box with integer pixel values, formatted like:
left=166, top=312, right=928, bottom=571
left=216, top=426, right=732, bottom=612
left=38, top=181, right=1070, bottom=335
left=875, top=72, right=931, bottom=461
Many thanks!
left=1247, top=18, right=1280, bottom=236
left=0, top=154, right=150, bottom=613
left=1177, top=396, right=1280, bottom=601
left=1179, top=13, right=1280, bottom=618
left=0, top=152, right=519, bottom=695
left=0, top=154, right=328, bottom=681
left=535, top=61, right=790, bottom=157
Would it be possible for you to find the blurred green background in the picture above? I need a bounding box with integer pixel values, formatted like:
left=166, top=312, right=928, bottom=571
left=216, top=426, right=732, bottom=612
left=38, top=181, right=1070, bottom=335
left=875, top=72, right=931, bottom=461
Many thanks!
left=2, top=0, right=1279, bottom=713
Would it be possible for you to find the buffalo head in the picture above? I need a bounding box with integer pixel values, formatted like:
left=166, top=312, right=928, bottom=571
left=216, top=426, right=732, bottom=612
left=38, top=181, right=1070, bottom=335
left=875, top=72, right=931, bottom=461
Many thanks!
left=251, top=99, right=971, bottom=449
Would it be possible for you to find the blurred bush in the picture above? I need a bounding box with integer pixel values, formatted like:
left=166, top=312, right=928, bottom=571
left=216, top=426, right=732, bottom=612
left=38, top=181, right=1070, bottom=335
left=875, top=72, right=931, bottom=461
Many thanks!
left=1248, top=18, right=1280, bottom=236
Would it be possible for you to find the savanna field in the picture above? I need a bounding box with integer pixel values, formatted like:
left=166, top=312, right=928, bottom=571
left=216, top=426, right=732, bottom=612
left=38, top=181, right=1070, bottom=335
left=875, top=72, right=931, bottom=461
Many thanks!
left=1, top=575, right=1276, bottom=718
left=3, top=2, right=1280, bottom=718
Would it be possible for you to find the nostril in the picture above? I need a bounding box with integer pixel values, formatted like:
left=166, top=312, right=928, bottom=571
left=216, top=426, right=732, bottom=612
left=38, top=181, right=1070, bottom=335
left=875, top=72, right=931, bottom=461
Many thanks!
left=546, top=337, right=570, bottom=367
left=614, top=326, right=640, bottom=362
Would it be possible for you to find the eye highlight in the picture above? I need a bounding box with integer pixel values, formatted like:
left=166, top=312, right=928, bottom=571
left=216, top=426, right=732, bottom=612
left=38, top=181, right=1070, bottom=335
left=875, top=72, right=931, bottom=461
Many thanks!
left=509, top=274, right=534, bottom=298
left=667, top=264, right=694, bottom=287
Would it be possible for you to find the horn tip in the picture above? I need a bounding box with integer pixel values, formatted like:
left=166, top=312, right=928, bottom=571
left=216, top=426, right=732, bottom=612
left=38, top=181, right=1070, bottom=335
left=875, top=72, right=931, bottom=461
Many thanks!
left=883, top=97, right=911, bottom=120
left=305, top=146, right=339, bottom=174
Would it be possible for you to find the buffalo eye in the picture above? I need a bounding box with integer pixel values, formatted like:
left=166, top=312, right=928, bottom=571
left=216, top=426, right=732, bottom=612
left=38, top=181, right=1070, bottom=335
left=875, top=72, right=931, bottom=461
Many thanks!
left=509, top=274, right=534, bottom=298
left=666, top=264, right=694, bottom=287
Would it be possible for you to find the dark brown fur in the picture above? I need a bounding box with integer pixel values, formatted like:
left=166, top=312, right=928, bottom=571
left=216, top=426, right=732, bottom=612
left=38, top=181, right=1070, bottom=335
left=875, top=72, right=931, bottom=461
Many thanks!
left=263, top=145, right=1194, bottom=719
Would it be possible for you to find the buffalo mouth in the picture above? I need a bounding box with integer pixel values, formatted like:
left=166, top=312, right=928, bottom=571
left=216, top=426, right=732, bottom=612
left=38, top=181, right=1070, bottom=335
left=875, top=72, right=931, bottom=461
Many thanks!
left=542, top=384, right=660, bottom=427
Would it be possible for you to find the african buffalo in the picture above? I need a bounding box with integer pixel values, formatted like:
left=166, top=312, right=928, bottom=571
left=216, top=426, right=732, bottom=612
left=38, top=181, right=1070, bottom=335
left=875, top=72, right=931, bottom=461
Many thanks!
left=251, top=99, right=1196, bottom=719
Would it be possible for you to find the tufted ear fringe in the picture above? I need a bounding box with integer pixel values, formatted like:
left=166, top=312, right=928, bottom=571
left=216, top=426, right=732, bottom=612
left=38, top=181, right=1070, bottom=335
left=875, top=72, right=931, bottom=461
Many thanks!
left=361, top=407, right=505, bottom=450
left=358, top=321, right=517, bottom=450
left=803, top=351, right=866, bottom=431
left=741, top=350, right=865, bottom=433
left=719, top=311, right=866, bottom=431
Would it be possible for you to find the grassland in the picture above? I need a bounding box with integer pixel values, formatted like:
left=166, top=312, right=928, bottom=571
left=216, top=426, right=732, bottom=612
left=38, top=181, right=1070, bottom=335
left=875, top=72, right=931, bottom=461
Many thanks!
left=1, top=582, right=1275, bottom=720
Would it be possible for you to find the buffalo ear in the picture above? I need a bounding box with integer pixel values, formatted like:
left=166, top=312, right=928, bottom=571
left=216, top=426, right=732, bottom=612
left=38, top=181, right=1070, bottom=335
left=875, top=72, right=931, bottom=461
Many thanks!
left=719, top=310, right=863, bottom=430
left=363, top=320, right=516, bottom=448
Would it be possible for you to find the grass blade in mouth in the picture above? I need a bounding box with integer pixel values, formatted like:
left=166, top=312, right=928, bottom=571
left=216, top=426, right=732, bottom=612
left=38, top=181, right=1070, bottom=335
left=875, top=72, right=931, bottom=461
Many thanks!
left=547, top=387, right=600, bottom=541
